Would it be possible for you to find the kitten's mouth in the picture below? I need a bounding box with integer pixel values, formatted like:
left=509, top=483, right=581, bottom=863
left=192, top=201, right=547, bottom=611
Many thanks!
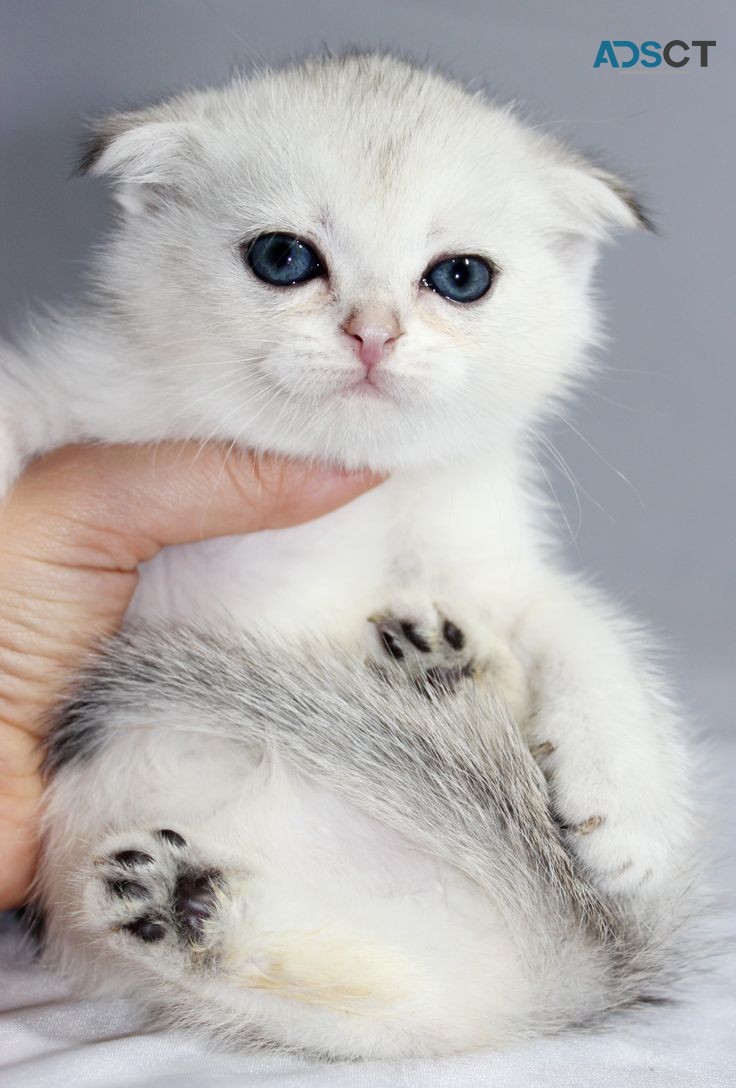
left=348, top=377, right=385, bottom=399
left=341, top=371, right=393, bottom=402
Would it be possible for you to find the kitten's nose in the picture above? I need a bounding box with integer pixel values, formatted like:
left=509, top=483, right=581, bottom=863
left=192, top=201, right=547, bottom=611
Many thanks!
left=342, top=308, right=401, bottom=371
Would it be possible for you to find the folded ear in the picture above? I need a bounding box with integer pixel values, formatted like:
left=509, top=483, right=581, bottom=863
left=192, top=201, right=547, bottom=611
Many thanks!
left=77, top=111, right=201, bottom=214
left=545, top=153, right=653, bottom=282
left=554, top=159, right=653, bottom=237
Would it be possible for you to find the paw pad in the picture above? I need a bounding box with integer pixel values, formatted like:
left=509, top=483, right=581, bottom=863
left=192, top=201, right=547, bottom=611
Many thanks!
left=157, top=829, right=187, bottom=847
left=370, top=608, right=474, bottom=693
left=106, top=878, right=149, bottom=900
left=93, top=829, right=224, bottom=952
left=174, top=870, right=222, bottom=940
left=111, top=850, right=154, bottom=868
left=121, top=917, right=167, bottom=943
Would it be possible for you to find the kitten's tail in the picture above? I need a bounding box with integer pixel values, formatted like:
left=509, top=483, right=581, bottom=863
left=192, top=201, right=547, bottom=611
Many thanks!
left=46, top=621, right=684, bottom=1013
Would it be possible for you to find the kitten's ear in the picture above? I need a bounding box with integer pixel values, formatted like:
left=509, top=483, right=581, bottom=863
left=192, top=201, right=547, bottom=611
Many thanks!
left=547, top=156, right=653, bottom=280
left=553, top=160, right=653, bottom=236
left=77, top=111, right=201, bottom=214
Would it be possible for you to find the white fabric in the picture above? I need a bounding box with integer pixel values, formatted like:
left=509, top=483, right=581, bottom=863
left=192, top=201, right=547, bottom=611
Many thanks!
left=1, top=671, right=734, bottom=1087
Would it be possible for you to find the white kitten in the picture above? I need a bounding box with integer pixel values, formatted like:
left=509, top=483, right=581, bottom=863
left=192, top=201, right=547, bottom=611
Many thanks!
left=1, top=54, right=696, bottom=1057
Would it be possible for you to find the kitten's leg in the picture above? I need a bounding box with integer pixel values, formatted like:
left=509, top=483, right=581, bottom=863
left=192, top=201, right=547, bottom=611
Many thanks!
left=369, top=581, right=693, bottom=900
left=515, top=578, right=694, bottom=899
left=0, top=422, right=23, bottom=496
left=67, top=812, right=522, bottom=1060
left=0, top=322, right=133, bottom=495
left=0, top=337, right=83, bottom=495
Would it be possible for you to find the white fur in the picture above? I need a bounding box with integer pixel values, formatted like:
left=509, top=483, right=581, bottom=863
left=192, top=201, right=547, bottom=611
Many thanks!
left=1, top=54, right=695, bottom=1055
left=42, top=726, right=539, bottom=1057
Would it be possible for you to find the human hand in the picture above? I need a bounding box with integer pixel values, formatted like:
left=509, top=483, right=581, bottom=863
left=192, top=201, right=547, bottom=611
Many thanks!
left=0, top=443, right=381, bottom=908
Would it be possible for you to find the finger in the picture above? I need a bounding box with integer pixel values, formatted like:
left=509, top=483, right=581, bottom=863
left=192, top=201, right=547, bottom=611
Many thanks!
left=8, top=443, right=383, bottom=570
left=0, top=723, right=41, bottom=910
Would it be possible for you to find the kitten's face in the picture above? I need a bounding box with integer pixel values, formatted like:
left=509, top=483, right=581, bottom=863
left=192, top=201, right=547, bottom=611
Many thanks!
left=89, top=56, right=642, bottom=471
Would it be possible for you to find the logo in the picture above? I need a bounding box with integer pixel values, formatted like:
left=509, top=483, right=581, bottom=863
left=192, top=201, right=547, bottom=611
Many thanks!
left=593, top=40, right=716, bottom=68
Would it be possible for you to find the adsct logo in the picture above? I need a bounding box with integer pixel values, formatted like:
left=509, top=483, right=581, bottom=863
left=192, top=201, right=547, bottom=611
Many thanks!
left=594, top=40, right=716, bottom=68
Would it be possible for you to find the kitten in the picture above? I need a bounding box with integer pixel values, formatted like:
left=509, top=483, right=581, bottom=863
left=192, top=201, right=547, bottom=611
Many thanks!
left=1, top=53, right=696, bottom=1057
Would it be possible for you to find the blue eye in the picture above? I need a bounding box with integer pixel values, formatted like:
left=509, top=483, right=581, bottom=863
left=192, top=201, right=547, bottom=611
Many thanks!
left=245, top=233, right=325, bottom=287
left=422, top=255, right=494, bottom=303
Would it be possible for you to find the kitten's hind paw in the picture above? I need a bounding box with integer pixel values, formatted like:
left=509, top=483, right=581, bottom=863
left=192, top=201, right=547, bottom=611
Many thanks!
left=84, top=828, right=234, bottom=965
left=369, top=605, right=475, bottom=694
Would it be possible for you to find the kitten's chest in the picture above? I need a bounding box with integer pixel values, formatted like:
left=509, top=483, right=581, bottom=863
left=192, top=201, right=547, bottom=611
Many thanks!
left=131, top=464, right=529, bottom=638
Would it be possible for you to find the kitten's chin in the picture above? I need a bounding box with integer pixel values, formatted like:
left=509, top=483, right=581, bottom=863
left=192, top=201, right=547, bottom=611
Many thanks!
left=241, top=395, right=475, bottom=474
left=226, top=369, right=488, bottom=471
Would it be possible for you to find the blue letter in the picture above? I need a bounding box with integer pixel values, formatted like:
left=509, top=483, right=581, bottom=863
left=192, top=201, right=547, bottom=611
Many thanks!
left=613, top=41, right=640, bottom=68
left=640, top=41, right=662, bottom=67
left=593, top=41, right=618, bottom=68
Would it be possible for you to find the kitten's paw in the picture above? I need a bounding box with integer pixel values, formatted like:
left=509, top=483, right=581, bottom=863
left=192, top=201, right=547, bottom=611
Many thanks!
left=533, top=745, right=682, bottom=897
left=369, top=604, right=474, bottom=694
left=563, top=815, right=666, bottom=897
left=85, top=828, right=236, bottom=963
left=368, top=601, right=530, bottom=718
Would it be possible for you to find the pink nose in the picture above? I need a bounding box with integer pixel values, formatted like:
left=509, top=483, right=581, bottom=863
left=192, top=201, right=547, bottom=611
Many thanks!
left=342, top=309, right=401, bottom=371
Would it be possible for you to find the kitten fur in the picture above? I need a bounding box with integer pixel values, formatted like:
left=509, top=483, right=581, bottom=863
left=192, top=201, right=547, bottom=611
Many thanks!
left=0, top=53, right=697, bottom=1057
left=40, top=622, right=688, bottom=1058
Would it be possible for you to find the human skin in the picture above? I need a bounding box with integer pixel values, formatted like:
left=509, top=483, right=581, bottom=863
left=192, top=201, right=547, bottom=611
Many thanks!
left=0, top=443, right=380, bottom=909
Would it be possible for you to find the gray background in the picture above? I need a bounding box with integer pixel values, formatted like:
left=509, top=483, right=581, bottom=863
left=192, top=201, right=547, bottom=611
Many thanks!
left=1, top=0, right=733, bottom=726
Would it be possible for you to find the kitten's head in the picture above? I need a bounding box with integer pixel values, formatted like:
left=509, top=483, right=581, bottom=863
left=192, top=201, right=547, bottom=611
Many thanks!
left=82, top=54, right=648, bottom=471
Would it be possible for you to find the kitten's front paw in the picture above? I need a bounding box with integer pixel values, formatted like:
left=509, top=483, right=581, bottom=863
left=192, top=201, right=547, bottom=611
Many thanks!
left=84, top=828, right=236, bottom=964
left=533, top=744, right=684, bottom=897
left=369, top=604, right=475, bottom=694
left=564, top=815, right=670, bottom=898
